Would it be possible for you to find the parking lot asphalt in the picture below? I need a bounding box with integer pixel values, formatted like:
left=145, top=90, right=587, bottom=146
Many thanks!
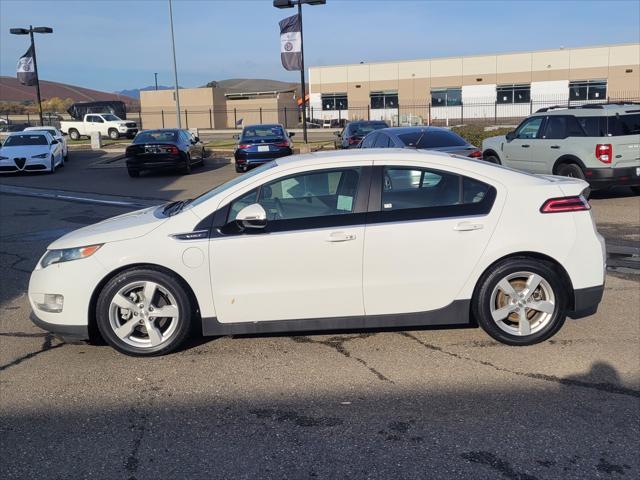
left=0, top=151, right=639, bottom=479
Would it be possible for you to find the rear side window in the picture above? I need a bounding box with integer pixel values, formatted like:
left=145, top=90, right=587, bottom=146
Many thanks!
left=397, top=130, right=467, bottom=148
left=543, top=116, right=585, bottom=139
left=576, top=117, right=606, bottom=137
left=381, top=167, right=491, bottom=211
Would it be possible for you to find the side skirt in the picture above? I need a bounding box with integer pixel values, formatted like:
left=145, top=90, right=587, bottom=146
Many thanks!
left=201, top=300, right=471, bottom=337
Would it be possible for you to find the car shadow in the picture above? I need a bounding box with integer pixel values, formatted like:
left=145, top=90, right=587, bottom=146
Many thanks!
left=590, top=186, right=638, bottom=199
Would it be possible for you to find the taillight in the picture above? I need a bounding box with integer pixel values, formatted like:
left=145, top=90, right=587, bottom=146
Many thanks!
left=540, top=195, right=590, bottom=213
left=468, top=150, right=482, bottom=158
left=164, top=146, right=179, bottom=155
left=348, top=136, right=359, bottom=145
left=238, top=144, right=250, bottom=149
left=275, top=141, right=289, bottom=148
left=595, top=144, right=612, bottom=164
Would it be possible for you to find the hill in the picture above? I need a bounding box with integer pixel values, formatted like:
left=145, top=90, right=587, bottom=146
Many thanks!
left=0, top=76, right=138, bottom=105
left=116, top=85, right=175, bottom=100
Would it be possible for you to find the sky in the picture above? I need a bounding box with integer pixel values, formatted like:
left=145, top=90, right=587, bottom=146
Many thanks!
left=1, top=0, right=639, bottom=93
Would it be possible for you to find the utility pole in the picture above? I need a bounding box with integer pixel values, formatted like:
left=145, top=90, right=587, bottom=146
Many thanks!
left=168, top=0, right=181, bottom=128
left=154, top=72, right=158, bottom=91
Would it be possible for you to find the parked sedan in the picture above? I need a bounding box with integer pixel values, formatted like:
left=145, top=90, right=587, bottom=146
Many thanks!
left=0, top=131, right=64, bottom=174
left=360, top=126, right=482, bottom=158
left=24, top=126, right=69, bottom=160
left=125, top=129, right=205, bottom=177
left=29, top=150, right=604, bottom=356
left=335, top=121, right=389, bottom=149
left=234, top=124, right=293, bottom=172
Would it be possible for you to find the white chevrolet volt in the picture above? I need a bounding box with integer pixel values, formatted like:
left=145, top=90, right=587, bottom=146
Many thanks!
left=29, top=150, right=606, bottom=356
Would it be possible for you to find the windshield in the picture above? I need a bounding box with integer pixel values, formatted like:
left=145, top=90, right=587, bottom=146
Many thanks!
left=189, top=161, right=277, bottom=208
left=241, top=125, right=284, bottom=141
left=398, top=130, right=468, bottom=148
left=3, top=134, right=48, bottom=146
left=349, top=122, right=387, bottom=136
left=134, top=130, right=178, bottom=143
left=101, top=114, right=120, bottom=121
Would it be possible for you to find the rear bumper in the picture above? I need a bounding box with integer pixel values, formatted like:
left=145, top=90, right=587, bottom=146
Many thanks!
left=126, top=154, right=186, bottom=170
left=585, top=166, right=640, bottom=189
left=568, top=285, right=604, bottom=319
left=234, top=148, right=292, bottom=163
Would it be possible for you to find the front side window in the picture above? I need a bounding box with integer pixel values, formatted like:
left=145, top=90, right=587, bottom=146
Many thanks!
left=228, top=168, right=361, bottom=222
left=431, top=88, right=462, bottom=107
left=515, top=117, right=543, bottom=139
left=569, top=80, right=607, bottom=101
left=321, top=93, right=348, bottom=111
left=497, top=84, right=531, bottom=104
left=370, top=91, right=398, bottom=109
left=381, top=167, right=491, bottom=211
left=397, top=129, right=468, bottom=148
left=360, top=132, right=378, bottom=148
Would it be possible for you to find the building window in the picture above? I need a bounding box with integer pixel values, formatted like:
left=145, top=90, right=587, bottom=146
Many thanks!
left=431, top=88, right=462, bottom=106
left=569, top=80, right=607, bottom=101
left=497, top=84, right=531, bottom=104
left=321, top=93, right=348, bottom=111
left=370, top=91, right=398, bottom=109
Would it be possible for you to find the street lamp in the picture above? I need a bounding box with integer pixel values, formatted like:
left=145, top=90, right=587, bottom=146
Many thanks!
left=10, top=25, right=53, bottom=126
left=273, top=0, right=326, bottom=144
left=168, top=0, right=181, bottom=128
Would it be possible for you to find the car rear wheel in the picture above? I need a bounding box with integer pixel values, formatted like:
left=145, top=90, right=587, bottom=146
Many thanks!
left=473, top=257, right=567, bottom=346
left=183, top=154, right=192, bottom=174
left=484, top=154, right=501, bottom=164
left=127, top=167, right=140, bottom=178
left=96, top=268, right=193, bottom=356
left=69, top=129, right=80, bottom=141
left=630, top=186, right=640, bottom=195
left=108, top=129, right=120, bottom=140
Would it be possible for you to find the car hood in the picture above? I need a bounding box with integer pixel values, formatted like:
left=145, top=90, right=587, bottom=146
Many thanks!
left=48, top=205, right=167, bottom=249
left=1, top=145, right=50, bottom=157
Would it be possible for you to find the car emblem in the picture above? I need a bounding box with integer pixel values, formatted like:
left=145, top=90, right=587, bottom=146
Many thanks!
left=14, top=158, right=26, bottom=170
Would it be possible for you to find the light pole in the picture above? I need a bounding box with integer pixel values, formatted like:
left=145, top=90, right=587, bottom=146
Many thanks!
left=168, top=0, right=181, bottom=128
left=10, top=26, right=53, bottom=126
left=274, top=0, right=325, bottom=144
left=154, top=72, right=158, bottom=91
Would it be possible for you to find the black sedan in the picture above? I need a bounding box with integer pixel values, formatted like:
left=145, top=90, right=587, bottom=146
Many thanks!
left=125, top=129, right=205, bottom=177
left=234, top=124, right=294, bottom=173
left=334, top=121, right=388, bottom=149
left=359, top=126, right=482, bottom=158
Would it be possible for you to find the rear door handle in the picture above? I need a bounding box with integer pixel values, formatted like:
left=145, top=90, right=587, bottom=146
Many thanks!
left=454, top=222, right=484, bottom=232
left=521, top=144, right=530, bottom=148
left=550, top=145, right=560, bottom=149
left=326, top=231, right=356, bottom=242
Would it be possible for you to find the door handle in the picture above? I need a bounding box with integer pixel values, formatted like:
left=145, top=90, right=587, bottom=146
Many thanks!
left=454, top=222, right=484, bottom=232
left=326, top=231, right=356, bottom=242
left=550, top=145, right=560, bottom=149
left=521, top=144, right=530, bottom=148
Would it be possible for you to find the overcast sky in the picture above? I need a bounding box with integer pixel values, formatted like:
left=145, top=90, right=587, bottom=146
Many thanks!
left=1, top=0, right=639, bottom=93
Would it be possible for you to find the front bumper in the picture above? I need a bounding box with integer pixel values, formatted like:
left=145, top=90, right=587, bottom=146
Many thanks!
left=30, top=311, right=89, bottom=341
left=568, top=285, right=604, bottom=319
left=585, top=166, right=640, bottom=189
left=0, top=158, right=50, bottom=173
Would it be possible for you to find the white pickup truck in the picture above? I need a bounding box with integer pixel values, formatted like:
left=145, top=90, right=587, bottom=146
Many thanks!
left=60, top=113, right=139, bottom=140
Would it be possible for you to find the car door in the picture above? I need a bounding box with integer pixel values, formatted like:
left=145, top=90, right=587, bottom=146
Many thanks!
left=209, top=164, right=371, bottom=323
left=363, top=162, right=501, bottom=315
left=502, top=116, right=545, bottom=172
left=534, top=115, right=571, bottom=174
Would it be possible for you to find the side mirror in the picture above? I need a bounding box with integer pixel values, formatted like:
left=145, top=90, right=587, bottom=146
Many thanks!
left=194, top=136, right=200, bottom=143
left=288, top=132, right=295, bottom=137
left=233, top=134, right=240, bottom=140
left=51, top=139, right=58, bottom=144
left=505, top=131, right=516, bottom=141
left=235, top=203, right=267, bottom=229
left=334, top=131, right=341, bottom=137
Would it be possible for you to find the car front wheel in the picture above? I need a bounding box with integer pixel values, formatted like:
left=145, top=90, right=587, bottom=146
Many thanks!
left=96, top=268, right=193, bottom=356
left=472, top=257, right=567, bottom=346
left=108, top=129, right=120, bottom=140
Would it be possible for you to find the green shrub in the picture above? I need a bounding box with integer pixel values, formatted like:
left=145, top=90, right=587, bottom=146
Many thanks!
left=451, top=125, right=513, bottom=148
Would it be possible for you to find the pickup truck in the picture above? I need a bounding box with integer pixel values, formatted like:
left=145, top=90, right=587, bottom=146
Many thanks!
left=60, top=113, right=138, bottom=140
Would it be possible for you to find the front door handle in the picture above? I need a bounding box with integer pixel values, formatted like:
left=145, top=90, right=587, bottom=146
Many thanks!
left=550, top=145, right=560, bottom=149
left=454, top=222, right=484, bottom=232
left=521, top=144, right=530, bottom=148
left=326, top=231, right=356, bottom=242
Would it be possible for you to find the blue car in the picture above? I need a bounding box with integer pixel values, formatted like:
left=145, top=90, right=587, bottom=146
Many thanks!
left=234, top=124, right=294, bottom=173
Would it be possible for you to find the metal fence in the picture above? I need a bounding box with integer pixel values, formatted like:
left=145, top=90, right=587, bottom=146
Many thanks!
left=1, top=93, right=638, bottom=132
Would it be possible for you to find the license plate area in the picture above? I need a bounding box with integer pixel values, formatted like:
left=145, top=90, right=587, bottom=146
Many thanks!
left=145, top=146, right=162, bottom=154
left=258, top=145, right=270, bottom=152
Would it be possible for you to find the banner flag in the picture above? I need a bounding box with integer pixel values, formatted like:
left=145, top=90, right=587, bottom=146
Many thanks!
left=279, top=14, right=302, bottom=71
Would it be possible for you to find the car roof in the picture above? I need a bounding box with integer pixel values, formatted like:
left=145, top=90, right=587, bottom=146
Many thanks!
left=24, top=126, right=57, bottom=131
left=7, top=130, right=50, bottom=137
left=243, top=124, right=283, bottom=129
left=376, top=126, right=453, bottom=135
left=531, top=103, right=640, bottom=117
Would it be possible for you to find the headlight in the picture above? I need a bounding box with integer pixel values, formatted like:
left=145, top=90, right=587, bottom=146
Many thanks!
left=32, top=153, right=48, bottom=159
left=0, top=155, right=8, bottom=160
left=40, top=244, right=102, bottom=268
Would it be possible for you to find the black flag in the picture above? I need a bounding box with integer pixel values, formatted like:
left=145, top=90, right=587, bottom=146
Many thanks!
left=17, top=46, right=37, bottom=86
left=279, top=14, right=302, bottom=71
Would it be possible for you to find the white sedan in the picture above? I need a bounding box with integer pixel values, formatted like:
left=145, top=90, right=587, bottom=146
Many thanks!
left=24, top=126, right=69, bottom=160
left=0, top=131, right=64, bottom=174
left=29, top=149, right=606, bottom=356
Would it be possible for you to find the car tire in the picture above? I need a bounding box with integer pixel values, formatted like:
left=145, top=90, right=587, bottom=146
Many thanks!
left=472, top=257, right=568, bottom=346
left=96, top=267, right=193, bottom=356
left=108, top=129, right=120, bottom=140
left=630, top=186, right=640, bottom=195
left=235, top=165, right=244, bottom=173
left=69, top=129, right=80, bottom=141
left=127, top=168, right=140, bottom=178
left=200, top=148, right=206, bottom=165
left=183, top=155, right=192, bottom=174
left=49, top=155, right=56, bottom=174
left=484, top=154, right=501, bottom=165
